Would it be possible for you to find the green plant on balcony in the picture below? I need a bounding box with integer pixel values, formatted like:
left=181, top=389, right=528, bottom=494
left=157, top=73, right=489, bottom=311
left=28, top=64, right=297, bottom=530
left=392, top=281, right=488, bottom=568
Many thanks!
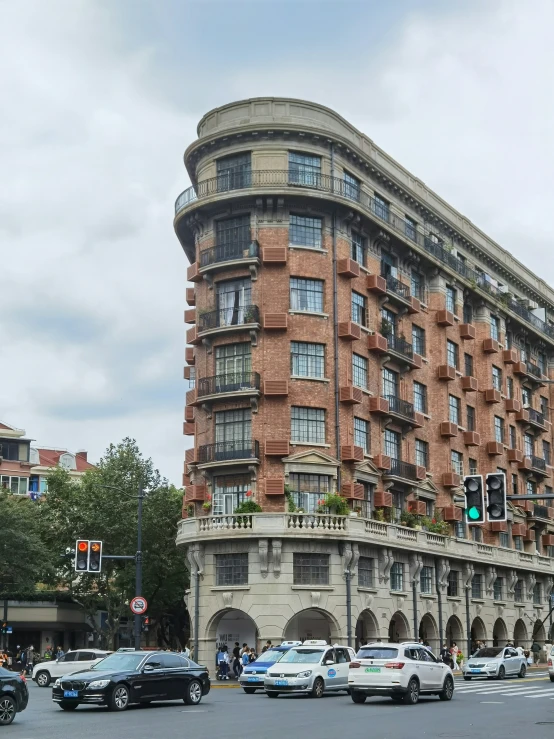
left=381, top=319, right=393, bottom=337
left=285, top=489, right=299, bottom=513
left=243, top=306, right=257, bottom=323
left=234, top=500, right=262, bottom=515
left=316, top=494, right=349, bottom=516
left=186, top=504, right=195, bottom=517
left=202, top=501, right=212, bottom=511
left=422, top=512, right=450, bottom=535
left=400, top=510, right=421, bottom=528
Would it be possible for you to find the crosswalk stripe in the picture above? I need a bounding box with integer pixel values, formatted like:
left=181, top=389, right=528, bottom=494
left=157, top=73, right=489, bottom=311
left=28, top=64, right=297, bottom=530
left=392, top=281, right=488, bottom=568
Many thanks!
left=456, top=684, right=541, bottom=694
left=524, top=691, right=554, bottom=698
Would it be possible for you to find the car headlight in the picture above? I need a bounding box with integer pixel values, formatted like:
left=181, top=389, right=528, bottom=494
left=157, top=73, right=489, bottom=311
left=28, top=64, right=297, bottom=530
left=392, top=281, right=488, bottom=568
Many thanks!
left=296, top=670, right=312, bottom=678
left=54, top=679, right=61, bottom=687
left=485, top=663, right=498, bottom=669
left=87, top=680, right=111, bottom=689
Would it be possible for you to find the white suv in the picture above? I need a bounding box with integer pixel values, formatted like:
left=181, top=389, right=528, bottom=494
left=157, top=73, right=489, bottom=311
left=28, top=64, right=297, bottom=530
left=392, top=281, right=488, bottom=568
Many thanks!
left=348, top=642, right=454, bottom=705
left=33, top=649, right=110, bottom=687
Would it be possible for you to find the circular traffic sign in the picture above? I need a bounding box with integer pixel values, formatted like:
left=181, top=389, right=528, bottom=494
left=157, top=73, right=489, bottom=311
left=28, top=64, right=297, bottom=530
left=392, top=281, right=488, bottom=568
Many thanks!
left=130, top=596, right=148, bottom=615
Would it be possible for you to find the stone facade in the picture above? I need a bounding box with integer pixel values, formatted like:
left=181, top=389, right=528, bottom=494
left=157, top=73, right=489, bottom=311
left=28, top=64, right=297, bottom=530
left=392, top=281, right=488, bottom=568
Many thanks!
left=175, top=98, right=554, bottom=666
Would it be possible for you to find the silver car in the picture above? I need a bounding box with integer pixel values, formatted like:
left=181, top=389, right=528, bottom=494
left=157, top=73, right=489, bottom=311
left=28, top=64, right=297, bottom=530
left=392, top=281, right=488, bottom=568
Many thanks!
left=463, top=646, right=526, bottom=680
left=548, top=647, right=554, bottom=682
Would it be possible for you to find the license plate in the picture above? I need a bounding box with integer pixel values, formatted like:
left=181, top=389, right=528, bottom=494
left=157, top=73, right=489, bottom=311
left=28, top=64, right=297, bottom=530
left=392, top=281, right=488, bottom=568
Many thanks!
left=275, top=679, right=288, bottom=686
left=63, top=690, right=79, bottom=698
left=247, top=677, right=261, bottom=682
left=470, top=669, right=481, bottom=673
left=365, top=667, right=381, bottom=673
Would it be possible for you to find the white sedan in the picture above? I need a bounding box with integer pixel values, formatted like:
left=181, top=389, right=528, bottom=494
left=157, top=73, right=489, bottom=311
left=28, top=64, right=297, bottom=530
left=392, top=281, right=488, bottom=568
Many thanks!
left=462, top=646, right=526, bottom=680
left=33, top=649, right=110, bottom=687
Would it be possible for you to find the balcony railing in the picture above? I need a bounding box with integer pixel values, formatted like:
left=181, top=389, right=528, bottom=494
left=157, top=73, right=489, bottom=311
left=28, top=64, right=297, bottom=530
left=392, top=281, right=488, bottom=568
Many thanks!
left=526, top=361, right=542, bottom=379
left=198, top=305, right=260, bottom=333
left=197, top=372, right=261, bottom=398
left=199, top=240, right=259, bottom=269
left=175, top=170, right=554, bottom=342
left=383, top=333, right=414, bottom=361
left=528, top=407, right=546, bottom=426
left=531, top=455, right=547, bottom=471
left=384, top=395, right=416, bottom=421
left=385, top=459, right=420, bottom=481
left=533, top=504, right=550, bottom=519
left=382, top=273, right=411, bottom=300
left=197, top=440, right=260, bottom=464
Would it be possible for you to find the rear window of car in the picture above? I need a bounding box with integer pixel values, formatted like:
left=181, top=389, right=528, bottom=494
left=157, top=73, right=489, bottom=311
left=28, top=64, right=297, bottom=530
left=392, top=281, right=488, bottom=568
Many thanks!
left=356, top=647, right=399, bottom=660
left=0, top=668, right=12, bottom=677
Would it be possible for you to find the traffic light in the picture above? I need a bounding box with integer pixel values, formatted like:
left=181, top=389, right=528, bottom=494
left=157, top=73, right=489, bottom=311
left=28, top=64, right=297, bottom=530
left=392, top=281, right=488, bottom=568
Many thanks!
left=486, top=473, right=507, bottom=522
left=142, top=616, right=150, bottom=633
left=463, top=475, right=485, bottom=524
left=89, top=541, right=103, bottom=572
left=75, top=540, right=89, bottom=571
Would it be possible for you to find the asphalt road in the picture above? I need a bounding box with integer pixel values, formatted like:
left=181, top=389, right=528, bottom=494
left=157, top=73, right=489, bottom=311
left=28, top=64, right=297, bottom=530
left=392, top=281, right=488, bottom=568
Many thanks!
left=8, top=674, right=554, bottom=739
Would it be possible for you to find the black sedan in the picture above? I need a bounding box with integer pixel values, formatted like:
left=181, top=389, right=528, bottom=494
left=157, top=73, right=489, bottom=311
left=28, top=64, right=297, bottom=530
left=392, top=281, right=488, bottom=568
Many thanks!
left=52, top=651, right=210, bottom=711
left=0, top=667, right=28, bottom=725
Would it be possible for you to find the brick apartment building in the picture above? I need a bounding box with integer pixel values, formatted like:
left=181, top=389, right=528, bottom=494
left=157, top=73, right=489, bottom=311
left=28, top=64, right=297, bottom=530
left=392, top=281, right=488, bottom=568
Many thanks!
left=175, top=98, right=554, bottom=664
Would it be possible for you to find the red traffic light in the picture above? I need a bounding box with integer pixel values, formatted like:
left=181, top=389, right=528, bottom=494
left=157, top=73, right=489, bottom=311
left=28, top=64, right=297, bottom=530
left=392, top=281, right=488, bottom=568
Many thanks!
left=77, top=541, right=89, bottom=552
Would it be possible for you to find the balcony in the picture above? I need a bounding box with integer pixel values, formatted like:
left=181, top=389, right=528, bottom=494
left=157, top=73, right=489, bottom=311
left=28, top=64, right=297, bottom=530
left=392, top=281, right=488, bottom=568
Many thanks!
left=337, top=258, right=361, bottom=278
left=384, top=459, right=426, bottom=483
left=461, top=375, right=478, bottom=392
left=383, top=395, right=424, bottom=427
left=383, top=333, right=422, bottom=369
left=198, top=240, right=260, bottom=276
left=532, top=504, right=554, bottom=521
left=514, top=361, right=545, bottom=385
left=196, top=372, right=261, bottom=405
left=527, top=407, right=548, bottom=431
left=530, top=456, right=548, bottom=476
left=197, top=305, right=260, bottom=341
left=197, top=440, right=260, bottom=468
left=381, top=274, right=420, bottom=313
left=459, top=323, right=476, bottom=340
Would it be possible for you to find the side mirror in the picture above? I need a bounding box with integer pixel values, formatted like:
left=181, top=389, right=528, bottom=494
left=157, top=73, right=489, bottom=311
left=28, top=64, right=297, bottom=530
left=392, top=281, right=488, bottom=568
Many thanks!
left=325, top=659, right=334, bottom=666
left=143, top=664, right=155, bottom=672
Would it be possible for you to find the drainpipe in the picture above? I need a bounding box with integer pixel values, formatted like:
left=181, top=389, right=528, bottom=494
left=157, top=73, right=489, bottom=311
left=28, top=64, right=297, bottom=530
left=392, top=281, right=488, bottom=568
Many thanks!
left=330, top=142, right=341, bottom=491
left=412, top=581, right=418, bottom=642
left=346, top=570, right=352, bottom=648
left=436, top=566, right=444, bottom=647
left=465, top=586, right=471, bottom=658
left=194, top=569, right=200, bottom=661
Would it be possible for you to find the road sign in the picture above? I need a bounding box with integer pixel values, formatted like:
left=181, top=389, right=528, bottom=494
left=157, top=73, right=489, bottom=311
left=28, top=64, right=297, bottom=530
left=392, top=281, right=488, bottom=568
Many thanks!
left=130, top=596, right=148, bottom=615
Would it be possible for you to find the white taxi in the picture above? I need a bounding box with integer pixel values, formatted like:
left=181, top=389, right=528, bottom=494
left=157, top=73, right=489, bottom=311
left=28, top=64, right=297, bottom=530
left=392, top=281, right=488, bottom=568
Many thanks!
left=348, top=642, right=454, bottom=705
left=32, top=649, right=111, bottom=688
left=264, top=640, right=355, bottom=698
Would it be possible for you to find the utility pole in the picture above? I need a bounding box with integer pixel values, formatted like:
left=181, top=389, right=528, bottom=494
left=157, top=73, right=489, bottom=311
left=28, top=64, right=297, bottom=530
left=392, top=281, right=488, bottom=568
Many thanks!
left=134, top=484, right=144, bottom=650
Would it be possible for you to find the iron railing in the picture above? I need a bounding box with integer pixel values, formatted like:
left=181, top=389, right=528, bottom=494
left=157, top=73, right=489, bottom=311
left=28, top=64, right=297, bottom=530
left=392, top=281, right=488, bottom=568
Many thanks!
left=531, top=455, right=547, bottom=471
left=383, top=333, right=414, bottom=361
left=533, top=504, right=550, bottom=519
left=197, top=440, right=260, bottom=464
left=384, top=395, right=416, bottom=420
left=197, top=372, right=261, bottom=398
left=199, top=240, right=259, bottom=268
left=198, top=305, right=260, bottom=333
left=528, top=408, right=546, bottom=426
left=383, top=273, right=411, bottom=300
left=385, top=459, right=420, bottom=481
left=525, top=361, right=542, bottom=379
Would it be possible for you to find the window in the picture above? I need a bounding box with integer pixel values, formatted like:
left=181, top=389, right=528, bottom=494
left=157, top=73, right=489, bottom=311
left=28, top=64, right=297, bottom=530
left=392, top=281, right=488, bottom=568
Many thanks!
left=514, top=579, right=524, bottom=600
left=512, top=473, right=518, bottom=495
left=291, top=407, right=325, bottom=444
left=507, top=377, right=514, bottom=399
left=289, top=473, right=330, bottom=514
left=392, top=492, right=402, bottom=523
left=492, top=366, right=502, bottom=391
left=351, top=292, right=367, bottom=326
left=353, top=354, right=368, bottom=389
left=413, top=382, right=427, bottom=413
left=533, top=583, right=543, bottom=605
left=538, top=352, right=547, bottom=375
left=213, top=475, right=250, bottom=515
left=490, top=314, right=500, bottom=341
left=216, top=152, right=251, bottom=191
left=526, top=479, right=536, bottom=496
left=451, top=450, right=464, bottom=476
left=471, top=573, right=483, bottom=598
left=469, top=459, right=478, bottom=475
left=499, top=532, right=509, bottom=548
left=354, top=418, right=370, bottom=454
left=411, top=271, right=423, bottom=301
left=405, top=216, right=417, bottom=241
left=351, top=231, right=366, bottom=265
left=447, top=570, right=459, bottom=597
left=358, top=556, right=373, bottom=588
left=215, top=342, right=251, bottom=379
left=447, top=340, right=459, bottom=369
left=374, top=194, right=390, bottom=221
left=541, top=396, right=549, bottom=419
left=494, top=416, right=505, bottom=444
left=289, top=152, right=321, bottom=186
left=384, top=429, right=401, bottom=461
left=420, top=566, right=433, bottom=594
left=524, top=433, right=534, bottom=458
left=0, top=476, right=29, bottom=495
left=215, top=409, right=251, bottom=451
left=390, top=562, right=404, bottom=591
left=449, top=395, right=461, bottom=425
left=162, top=654, right=187, bottom=669
left=471, top=527, right=482, bottom=543
left=412, top=325, right=425, bottom=356
left=215, top=215, right=251, bottom=261
left=464, top=353, right=474, bottom=377
left=454, top=522, right=466, bottom=539
left=356, top=481, right=373, bottom=519
left=290, top=277, right=324, bottom=312
left=514, top=536, right=523, bottom=552
left=463, top=302, right=473, bottom=324
left=0, top=440, right=29, bottom=462
left=382, top=367, right=399, bottom=398
left=216, top=277, right=252, bottom=328
left=509, top=426, right=517, bottom=449
left=344, top=171, right=360, bottom=201
left=291, top=342, right=325, bottom=378
left=381, top=307, right=396, bottom=335
left=415, top=439, right=429, bottom=469
left=544, top=441, right=551, bottom=465
left=467, top=406, right=475, bottom=432
left=522, top=387, right=531, bottom=406
left=289, top=214, right=323, bottom=248
left=216, top=553, right=248, bottom=586
left=446, top=285, right=457, bottom=313
left=425, top=500, right=434, bottom=517
left=293, top=553, right=329, bottom=585
left=493, top=577, right=504, bottom=601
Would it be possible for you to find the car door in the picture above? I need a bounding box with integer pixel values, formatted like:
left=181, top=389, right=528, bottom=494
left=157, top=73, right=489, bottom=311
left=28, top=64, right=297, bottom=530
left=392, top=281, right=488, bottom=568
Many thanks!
left=321, top=649, right=340, bottom=690
left=76, top=651, right=103, bottom=672
left=406, top=647, right=432, bottom=689
left=419, top=648, right=443, bottom=689
left=334, top=648, right=351, bottom=688
left=161, top=654, right=189, bottom=699
left=505, top=648, right=519, bottom=674
left=133, top=655, right=167, bottom=702
left=51, top=652, right=78, bottom=678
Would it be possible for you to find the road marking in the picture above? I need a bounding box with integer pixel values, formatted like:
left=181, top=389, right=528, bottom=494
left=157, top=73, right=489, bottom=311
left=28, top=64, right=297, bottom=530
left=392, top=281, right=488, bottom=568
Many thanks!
left=180, top=709, right=208, bottom=713
left=480, top=701, right=504, bottom=704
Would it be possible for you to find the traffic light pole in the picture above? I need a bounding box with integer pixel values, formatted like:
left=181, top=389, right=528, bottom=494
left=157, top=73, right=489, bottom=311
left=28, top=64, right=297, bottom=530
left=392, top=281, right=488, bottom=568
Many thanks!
left=1, top=599, right=7, bottom=651
left=134, top=485, right=144, bottom=651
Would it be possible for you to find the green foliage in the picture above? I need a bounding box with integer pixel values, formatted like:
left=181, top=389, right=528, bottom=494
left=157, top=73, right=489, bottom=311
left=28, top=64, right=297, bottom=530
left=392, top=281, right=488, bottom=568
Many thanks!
left=316, top=494, right=349, bottom=516
left=233, top=500, right=262, bottom=514
left=285, top=491, right=298, bottom=512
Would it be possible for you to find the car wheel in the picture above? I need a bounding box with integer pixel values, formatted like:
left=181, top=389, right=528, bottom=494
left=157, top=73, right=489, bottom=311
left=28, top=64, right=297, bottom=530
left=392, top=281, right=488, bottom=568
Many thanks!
left=463, top=676, right=471, bottom=681
left=519, top=664, right=527, bottom=679
left=183, top=680, right=202, bottom=705
left=59, top=701, right=79, bottom=711
left=550, top=675, right=554, bottom=683
left=439, top=675, right=454, bottom=701
left=0, top=696, right=16, bottom=726
left=35, top=670, right=51, bottom=688
left=310, top=677, right=325, bottom=698
left=266, top=691, right=279, bottom=698
left=403, top=678, right=419, bottom=705
left=497, top=666, right=506, bottom=680
left=243, top=687, right=256, bottom=694
left=351, top=691, right=366, bottom=704
left=109, top=684, right=130, bottom=711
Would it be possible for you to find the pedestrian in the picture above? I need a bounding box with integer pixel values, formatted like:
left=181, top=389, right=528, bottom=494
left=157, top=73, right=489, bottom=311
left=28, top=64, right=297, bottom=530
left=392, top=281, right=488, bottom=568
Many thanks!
left=516, top=644, right=525, bottom=657
left=217, top=645, right=230, bottom=680
left=56, top=646, right=65, bottom=659
left=43, top=645, right=53, bottom=661
left=19, top=647, right=26, bottom=673
left=531, top=639, right=542, bottom=664
left=261, top=645, right=268, bottom=653
left=232, top=642, right=241, bottom=678
left=182, top=643, right=191, bottom=658
left=265, top=640, right=273, bottom=651
left=440, top=643, right=451, bottom=667
left=241, top=647, right=250, bottom=670
left=25, top=646, right=34, bottom=676
left=249, top=647, right=257, bottom=663
left=450, top=642, right=459, bottom=670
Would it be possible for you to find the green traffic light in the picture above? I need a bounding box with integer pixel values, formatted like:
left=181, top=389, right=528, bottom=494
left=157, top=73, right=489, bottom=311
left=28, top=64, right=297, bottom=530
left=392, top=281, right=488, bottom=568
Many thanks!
left=467, top=506, right=481, bottom=520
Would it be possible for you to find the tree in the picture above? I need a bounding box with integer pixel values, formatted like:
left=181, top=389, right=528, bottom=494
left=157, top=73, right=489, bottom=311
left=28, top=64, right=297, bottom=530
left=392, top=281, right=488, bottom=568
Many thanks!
left=42, top=438, right=189, bottom=648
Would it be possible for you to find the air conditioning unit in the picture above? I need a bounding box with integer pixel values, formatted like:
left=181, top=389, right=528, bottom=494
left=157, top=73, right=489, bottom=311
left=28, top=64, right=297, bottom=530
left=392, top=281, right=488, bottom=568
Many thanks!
left=498, top=285, right=509, bottom=294
left=528, top=300, right=538, bottom=310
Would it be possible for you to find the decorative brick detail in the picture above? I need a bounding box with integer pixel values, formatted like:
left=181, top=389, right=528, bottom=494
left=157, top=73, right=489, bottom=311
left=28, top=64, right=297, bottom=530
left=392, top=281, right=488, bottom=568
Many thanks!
left=186, top=326, right=201, bottom=345
left=438, top=364, right=456, bottom=381
left=491, top=521, right=508, bottom=532
left=184, top=308, right=196, bottom=324
left=507, top=449, right=523, bottom=463
left=186, top=288, right=196, bottom=306
left=366, top=274, right=387, bottom=294
left=185, top=406, right=195, bottom=423
left=505, top=398, right=521, bottom=413
left=341, top=445, right=365, bottom=462
left=483, top=338, right=500, bottom=353
left=342, top=482, right=365, bottom=500
left=442, top=472, right=461, bottom=487
left=337, top=258, right=361, bottom=278
left=373, top=454, right=391, bottom=471
left=459, top=323, right=476, bottom=340
left=440, top=422, right=458, bottom=437
left=367, top=334, right=388, bottom=353
left=503, top=349, right=518, bottom=364
left=264, top=313, right=288, bottom=329
left=264, top=380, right=289, bottom=396
left=486, top=441, right=503, bottom=455
left=436, top=310, right=454, bottom=327
left=463, top=431, right=480, bottom=446
left=338, top=321, right=362, bottom=341
left=185, top=484, right=206, bottom=502
left=185, top=347, right=195, bottom=365
left=265, top=478, right=285, bottom=495
left=185, top=447, right=197, bottom=465
left=461, top=375, right=478, bottom=391
left=484, top=388, right=501, bottom=403
left=187, top=262, right=201, bottom=282
left=408, top=500, right=426, bottom=515
left=339, top=386, right=363, bottom=404
left=374, top=490, right=393, bottom=507
left=369, top=397, right=389, bottom=414
left=183, top=422, right=195, bottom=436
left=262, top=247, right=287, bottom=264
left=443, top=505, right=463, bottom=522
left=264, top=440, right=290, bottom=456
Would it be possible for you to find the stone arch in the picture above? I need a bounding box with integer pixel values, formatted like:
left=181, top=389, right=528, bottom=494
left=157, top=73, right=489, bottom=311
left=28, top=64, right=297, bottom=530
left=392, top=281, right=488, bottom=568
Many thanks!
left=492, top=618, right=508, bottom=646
left=283, top=608, right=341, bottom=643
left=471, top=616, right=487, bottom=645
left=514, top=618, right=528, bottom=648
left=532, top=619, right=546, bottom=643
left=355, top=609, right=379, bottom=650
left=388, top=610, right=410, bottom=643
left=419, top=613, right=439, bottom=653
left=206, top=608, right=260, bottom=652
left=445, top=615, right=464, bottom=646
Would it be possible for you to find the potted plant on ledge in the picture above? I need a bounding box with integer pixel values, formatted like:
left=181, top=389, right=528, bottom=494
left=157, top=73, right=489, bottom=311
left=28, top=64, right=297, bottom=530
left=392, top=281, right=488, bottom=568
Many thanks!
left=316, top=494, right=350, bottom=516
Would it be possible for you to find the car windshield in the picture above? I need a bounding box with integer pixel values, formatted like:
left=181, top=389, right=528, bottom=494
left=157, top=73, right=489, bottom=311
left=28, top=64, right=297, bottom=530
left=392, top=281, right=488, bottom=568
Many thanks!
left=251, top=650, right=285, bottom=664
left=91, top=653, right=145, bottom=671
left=356, top=647, right=399, bottom=660
left=0, top=667, right=13, bottom=678
left=278, top=648, right=324, bottom=664
left=473, top=648, right=503, bottom=658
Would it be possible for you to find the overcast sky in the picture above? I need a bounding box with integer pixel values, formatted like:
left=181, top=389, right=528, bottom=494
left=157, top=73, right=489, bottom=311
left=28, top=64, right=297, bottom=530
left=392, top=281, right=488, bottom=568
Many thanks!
left=1, top=0, right=553, bottom=484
